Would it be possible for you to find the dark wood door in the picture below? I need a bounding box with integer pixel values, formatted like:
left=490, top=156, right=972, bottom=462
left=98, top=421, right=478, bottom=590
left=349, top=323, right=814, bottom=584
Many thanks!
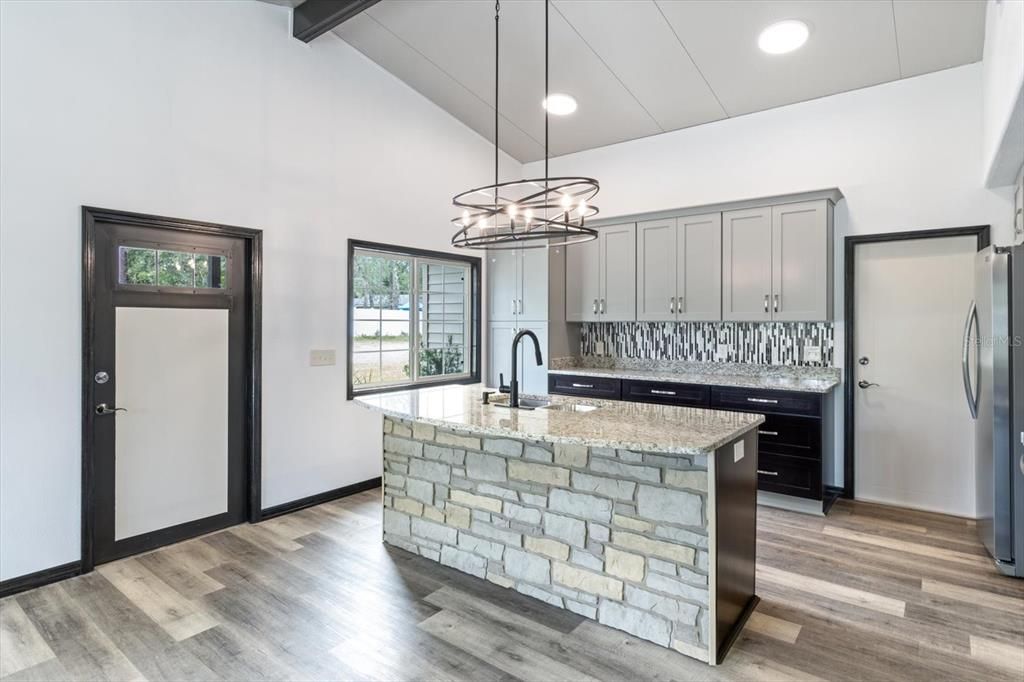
left=87, top=219, right=249, bottom=565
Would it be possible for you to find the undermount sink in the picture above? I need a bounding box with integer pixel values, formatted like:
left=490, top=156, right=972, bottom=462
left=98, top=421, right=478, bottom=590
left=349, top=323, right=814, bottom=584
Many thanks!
left=515, top=398, right=552, bottom=409
left=539, top=402, right=598, bottom=413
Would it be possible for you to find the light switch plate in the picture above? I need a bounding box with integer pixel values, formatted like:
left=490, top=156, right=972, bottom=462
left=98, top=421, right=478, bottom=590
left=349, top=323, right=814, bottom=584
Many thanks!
left=803, top=345, right=822, bottom=363
left=595, top=340, right=606, bottom=356
left=717, top=343, right=730, bottom=360
left=734, top=440, right=745, bottom=462
left=310, top=349, right=336, bottom=366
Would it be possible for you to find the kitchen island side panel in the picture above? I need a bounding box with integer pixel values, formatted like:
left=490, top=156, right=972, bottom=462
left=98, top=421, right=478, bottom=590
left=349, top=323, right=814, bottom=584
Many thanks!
left=379, top=416, right=716, bottom=661
left=710, top=430, right=759, bottom=663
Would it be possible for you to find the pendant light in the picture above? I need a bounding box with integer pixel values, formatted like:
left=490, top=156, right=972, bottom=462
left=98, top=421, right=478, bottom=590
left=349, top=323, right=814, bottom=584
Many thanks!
left=451, top=0, right=599, bottom=250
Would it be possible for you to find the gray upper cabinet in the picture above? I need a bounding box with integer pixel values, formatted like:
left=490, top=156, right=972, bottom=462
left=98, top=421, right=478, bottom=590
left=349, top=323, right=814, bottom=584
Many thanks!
left=677, top=213, right=723, bottom=321
left=487, top=250, right=518, bottom=322
left=488, top=248, right=549, bottom=323
left=638, top=214, right=722, bottom=322
left=771, top=201, right=832, bottom=321
left=600, top=223, right=637, bottom=321
left=518, top=248, right=549, bottom=321
left=722, top=200, right=833, bottom=322
left=722, top=207, right=773, bottom=321
left=566, top=234, right=602, bottom=322
left=637, top=219, right=676, bottom=321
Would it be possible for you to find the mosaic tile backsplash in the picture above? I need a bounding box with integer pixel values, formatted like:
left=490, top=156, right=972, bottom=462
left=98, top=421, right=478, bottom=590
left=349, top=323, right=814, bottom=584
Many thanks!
left=580, top=322, right=834, bottom=367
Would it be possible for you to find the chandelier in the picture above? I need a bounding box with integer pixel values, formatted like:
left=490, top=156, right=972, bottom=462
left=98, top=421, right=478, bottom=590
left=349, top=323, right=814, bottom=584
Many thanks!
left=451, top=0, right=599, bottom=250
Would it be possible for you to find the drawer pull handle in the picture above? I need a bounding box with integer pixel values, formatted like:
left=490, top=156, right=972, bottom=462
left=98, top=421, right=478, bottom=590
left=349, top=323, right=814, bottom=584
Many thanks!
left=650, top=389, right=676, bottom=396
left=757, top=469, right=779, bottom=476
left=747, top=397, right=779, bottom=404
left=571, top=383, right=594, bottom=389
left=758, top=430, right=778, bottom=436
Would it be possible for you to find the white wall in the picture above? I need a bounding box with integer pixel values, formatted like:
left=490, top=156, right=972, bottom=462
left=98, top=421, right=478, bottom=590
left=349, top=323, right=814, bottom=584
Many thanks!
left=0, top=0, right=519, bottom=580
left=525, top=63, right=1015, bottom=489
left=982, top=0, right=1024, bottom=186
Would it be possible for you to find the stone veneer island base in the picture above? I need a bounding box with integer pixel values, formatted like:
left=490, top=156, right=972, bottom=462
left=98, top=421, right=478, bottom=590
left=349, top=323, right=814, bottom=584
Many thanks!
left=356, top=384, right=763, bottom=665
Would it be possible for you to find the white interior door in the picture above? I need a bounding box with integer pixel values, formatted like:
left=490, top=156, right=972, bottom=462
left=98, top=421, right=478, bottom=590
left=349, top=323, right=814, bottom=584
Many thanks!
left=853, top=236, right=977, bottom=516
left=114, top=307, right=229, bottom=540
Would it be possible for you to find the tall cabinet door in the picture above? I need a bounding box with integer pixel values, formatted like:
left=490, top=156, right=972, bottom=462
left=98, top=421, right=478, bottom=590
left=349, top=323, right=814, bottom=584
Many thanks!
left=771, top=201, right=831, bottom=321
left=487, top=250, right=517, bottom=322
left=677, top=212, right=722, bottom=321
left=518, top=248, right=549, bottom=321
left=566, top=236, right=601, bottom=322
left=487, top=321, right=516, bottom=389
left=636, top=219, right=677, bottom=321
left=516, top=323, right=548, bottom=394
left=600, top=223, right=637, bottom=321
left=722, top=207, right=772, bottom=321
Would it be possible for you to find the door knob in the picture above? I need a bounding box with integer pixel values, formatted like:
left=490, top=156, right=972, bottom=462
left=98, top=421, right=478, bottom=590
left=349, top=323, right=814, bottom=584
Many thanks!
left=857, top=380, right=879, bottom=389
left=95, top=403, right=127, bottom=415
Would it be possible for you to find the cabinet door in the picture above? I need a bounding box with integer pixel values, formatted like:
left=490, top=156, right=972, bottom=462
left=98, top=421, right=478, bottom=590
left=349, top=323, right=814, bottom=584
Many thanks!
left=518, top=248, right=549, bottom=321
left=516, top=322, right=548, bottom=394
left=566, top=235, right=601, bottom=322
left=677, top=212, right=722, bottom=321
left=771, top=201, right=831, bottom=321
left=722, top=207, right=772, bottom=321
left=487, top=250, right=518, bottom=322
left=487, top=321, right=516, bottom=389
left=636, top=219, right=677, bottom=321
left=600, top=223, right=637, bottom=321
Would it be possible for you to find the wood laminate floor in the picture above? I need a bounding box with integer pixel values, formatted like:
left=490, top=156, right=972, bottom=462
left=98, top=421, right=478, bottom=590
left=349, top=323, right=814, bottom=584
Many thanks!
left=2, top=491, right=1022, bottom=681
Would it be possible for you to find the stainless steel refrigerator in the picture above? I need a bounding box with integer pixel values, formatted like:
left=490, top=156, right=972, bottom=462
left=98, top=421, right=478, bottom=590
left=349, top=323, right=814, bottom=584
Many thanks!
left=965, top=244, right=1024, bottom=577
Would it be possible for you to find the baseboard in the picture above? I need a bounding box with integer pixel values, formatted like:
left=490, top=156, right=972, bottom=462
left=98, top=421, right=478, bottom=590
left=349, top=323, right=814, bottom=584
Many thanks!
left=0, top=560, right=82, bottom=598
left=259, top=477, right=381, bottom=521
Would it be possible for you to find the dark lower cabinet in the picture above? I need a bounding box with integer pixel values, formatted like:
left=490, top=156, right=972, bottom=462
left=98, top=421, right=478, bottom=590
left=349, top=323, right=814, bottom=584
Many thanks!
left=549, top=373, right=826, bottom=500
left=621, top=379, right=709, bottom=407
left=547, top=373, right=621, bottom=400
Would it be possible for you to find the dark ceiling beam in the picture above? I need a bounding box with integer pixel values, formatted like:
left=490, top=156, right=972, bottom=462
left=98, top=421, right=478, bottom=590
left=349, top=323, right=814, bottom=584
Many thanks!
left=293, top=0, right=380, bottom=43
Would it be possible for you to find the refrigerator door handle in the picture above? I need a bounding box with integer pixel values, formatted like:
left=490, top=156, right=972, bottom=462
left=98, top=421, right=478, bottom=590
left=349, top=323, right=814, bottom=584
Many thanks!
left=962, top=300, right=979, bottom=419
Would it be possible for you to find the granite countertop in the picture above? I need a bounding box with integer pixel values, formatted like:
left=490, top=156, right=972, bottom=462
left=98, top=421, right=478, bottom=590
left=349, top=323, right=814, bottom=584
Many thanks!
left=548, top=365, right=840, bottom=394
left=354, top=383, right=763, bottom=456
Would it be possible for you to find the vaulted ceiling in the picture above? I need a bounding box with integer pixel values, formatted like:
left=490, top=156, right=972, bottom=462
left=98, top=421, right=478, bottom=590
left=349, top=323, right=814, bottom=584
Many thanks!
left=330, top=0, right=987, bottom=162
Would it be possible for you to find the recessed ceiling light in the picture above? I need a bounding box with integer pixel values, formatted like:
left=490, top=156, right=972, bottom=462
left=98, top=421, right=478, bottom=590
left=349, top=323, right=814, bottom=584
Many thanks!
left=542, top=93, right=577, bottom=116
left=758, top=20, right=809, bottom=55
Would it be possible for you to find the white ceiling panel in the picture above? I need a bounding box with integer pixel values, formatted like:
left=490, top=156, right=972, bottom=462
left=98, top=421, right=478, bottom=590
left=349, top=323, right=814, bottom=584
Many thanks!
left=334, top=12, right=545, bottom=161
left=656, top=0, right=901, bottom=116
left=359, top=0, right=660, bottom=161
left=327, top=0, right=987, bottom=161
left=553, top=0, right=727, bottom=132
left=893, top=0, right=986, bottom=78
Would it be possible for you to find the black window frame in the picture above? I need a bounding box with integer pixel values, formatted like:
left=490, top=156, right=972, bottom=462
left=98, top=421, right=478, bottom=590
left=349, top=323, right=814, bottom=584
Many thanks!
left=347, top=239, right=481, bottom=399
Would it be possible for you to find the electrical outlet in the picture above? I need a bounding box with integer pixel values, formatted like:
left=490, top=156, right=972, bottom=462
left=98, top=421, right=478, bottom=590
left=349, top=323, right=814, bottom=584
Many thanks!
left=716, top=343, right=730, bottom=360
left=310, top=349, right=336, bottom=366
left=595, top=340, right=606, bottom=356
left=803, top=345, right=822, bottom=363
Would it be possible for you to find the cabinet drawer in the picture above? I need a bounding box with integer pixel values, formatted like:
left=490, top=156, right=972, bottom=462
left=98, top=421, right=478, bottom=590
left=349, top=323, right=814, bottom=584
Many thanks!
left=711, top=386, right=821, bottom=417
left=548, top=374, right=621, bottom=400
left=756, top=453, right=822, bottom=500
left=622, top=380, right=709, bottom=407
left=756, top=415, right=821, bottom=460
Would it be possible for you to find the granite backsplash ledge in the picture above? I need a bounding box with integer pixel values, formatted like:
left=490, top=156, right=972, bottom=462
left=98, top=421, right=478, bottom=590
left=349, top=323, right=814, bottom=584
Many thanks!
left=579, top=322, right=834, bottom=367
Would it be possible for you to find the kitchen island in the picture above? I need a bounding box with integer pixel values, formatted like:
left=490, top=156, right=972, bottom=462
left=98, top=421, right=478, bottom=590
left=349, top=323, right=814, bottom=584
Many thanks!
left=355, top=384, right=763, bottom=664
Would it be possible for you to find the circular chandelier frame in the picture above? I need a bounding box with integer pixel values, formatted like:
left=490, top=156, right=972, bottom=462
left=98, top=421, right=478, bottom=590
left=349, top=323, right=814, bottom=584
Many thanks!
left=451, top=176, right=600, bottom=250
left=450, top=0, right=600, bottom=250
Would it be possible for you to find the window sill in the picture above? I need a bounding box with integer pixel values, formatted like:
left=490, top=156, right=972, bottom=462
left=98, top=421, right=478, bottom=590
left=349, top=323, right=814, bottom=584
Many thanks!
left=347, top=375, right=479, bottom=401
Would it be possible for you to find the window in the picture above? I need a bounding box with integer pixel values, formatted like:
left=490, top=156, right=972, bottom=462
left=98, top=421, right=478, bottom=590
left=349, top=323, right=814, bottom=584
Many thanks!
left=348, top=241, right=479, bottom=397
left=118, top=245, right=228, bottom=290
